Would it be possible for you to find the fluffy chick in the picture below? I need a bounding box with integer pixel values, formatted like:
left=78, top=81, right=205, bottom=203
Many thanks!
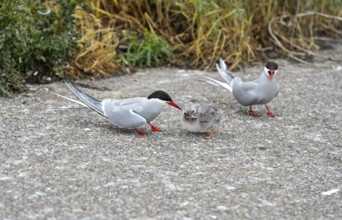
left=181, top=103, right=220, bottom=139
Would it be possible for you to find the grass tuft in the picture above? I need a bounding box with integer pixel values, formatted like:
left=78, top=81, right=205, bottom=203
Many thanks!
left=66, top=0, right=341, bottom=77
left=122, top=29, right=174, bottom=67
left=1, top=0, right=341, bottom=92
left=65, top=6, right=122, bottom=79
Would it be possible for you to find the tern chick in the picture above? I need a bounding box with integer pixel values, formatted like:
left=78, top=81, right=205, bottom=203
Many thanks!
left=181, top=103, right=220, bottom=139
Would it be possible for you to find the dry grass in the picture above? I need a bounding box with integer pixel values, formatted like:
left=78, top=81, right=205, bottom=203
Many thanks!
left=65, top=6, right=123, bottom=79
left=65, top=0, right=342, bottom=79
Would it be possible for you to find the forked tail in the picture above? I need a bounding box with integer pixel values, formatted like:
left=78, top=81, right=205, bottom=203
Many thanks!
left=202, top=76, right=232, bottom=92
left=64, top=80, right=106, bottom=117
left=216, top=58, right=235, bottom=86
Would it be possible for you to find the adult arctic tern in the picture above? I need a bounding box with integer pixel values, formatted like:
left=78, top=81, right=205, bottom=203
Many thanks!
left=63, top=80, right=182, bottom=135
left=204, top=58, right=279, bottom=117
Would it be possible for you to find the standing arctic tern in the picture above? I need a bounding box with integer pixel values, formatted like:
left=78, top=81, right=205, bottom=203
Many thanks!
left=204, top=58, right=279, bottom=117
left=63, top=80, right=182, bottom=135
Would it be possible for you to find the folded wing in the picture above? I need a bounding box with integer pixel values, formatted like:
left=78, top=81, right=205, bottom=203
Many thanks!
left=102, top=99, right=146, bottom=129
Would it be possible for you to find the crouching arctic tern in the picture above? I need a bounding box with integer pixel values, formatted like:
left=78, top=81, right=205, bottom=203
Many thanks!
left=204, top=58, right=279, bottom=117
left=63, top=80, right=182, bottom=135
left=181, top=103, right=220, bottom=139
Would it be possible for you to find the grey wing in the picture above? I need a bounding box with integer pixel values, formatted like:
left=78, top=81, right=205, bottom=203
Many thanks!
left=102, top=100, right=146, bottom=129
left=115, top=97, right=146, bottom=107
left=64, top=80, right=106, bottom=117
left=232, top=80, right=260, bottom=106
left=198, top=104, right=218, bottom=123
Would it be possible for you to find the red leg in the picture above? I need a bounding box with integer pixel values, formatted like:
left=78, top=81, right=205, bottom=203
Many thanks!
left=265, top=105, right=275, bottom=117
left=205, top=129, right=215, bottom=140
left=134, top=129, right=147, bottom=136
left=148, top=122, right=161, bottom=132
left=248, top=106, right=261, bottom=117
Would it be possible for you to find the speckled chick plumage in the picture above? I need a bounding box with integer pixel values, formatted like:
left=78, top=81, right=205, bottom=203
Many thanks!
left=181, top=103, right=220, bottom=136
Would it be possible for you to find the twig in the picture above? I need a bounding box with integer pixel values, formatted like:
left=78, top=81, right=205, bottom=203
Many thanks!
left=268, top=16, right=312, bottom=64
left=296, top=11, right=342, bottom=21
left=268, top=17, right=296, bottom=55
left=277, top=34, right=326, bottom=58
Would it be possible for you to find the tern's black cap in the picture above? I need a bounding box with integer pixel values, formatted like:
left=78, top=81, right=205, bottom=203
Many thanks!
left=265, top=62, right=278, bottom=70
left=147, top=90, right=173, bottom=102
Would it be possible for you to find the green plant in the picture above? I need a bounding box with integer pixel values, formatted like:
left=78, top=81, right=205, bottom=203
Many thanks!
left=123, top=30, right=174, bottom=67
left=0, top=0, right=27, bottom=96
left=23, top=0, right=82, bottom=82
left=0, top=0, right=84, bottom=96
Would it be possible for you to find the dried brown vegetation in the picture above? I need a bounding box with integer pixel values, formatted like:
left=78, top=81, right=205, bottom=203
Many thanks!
left=65, top=0, right=342, bottom=79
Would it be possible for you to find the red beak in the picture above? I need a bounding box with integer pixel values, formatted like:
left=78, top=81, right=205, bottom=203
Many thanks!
left=166, top=101, right=182, bottom=110
left=269, top=70, right=274, bottom=81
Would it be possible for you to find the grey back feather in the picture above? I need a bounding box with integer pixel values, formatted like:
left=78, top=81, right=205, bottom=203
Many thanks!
left=198, top=103, right=219, bottom=123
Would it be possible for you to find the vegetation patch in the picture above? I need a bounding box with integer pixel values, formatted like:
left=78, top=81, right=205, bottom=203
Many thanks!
left=68, top=0, right=341, bottom=78
left=0, top=0, right=341, bottom=96
left=0, top=0, right=83, bottom=95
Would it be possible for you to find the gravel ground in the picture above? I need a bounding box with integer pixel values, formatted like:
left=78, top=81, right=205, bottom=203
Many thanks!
left=1, top=44, right=341, bottom=219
